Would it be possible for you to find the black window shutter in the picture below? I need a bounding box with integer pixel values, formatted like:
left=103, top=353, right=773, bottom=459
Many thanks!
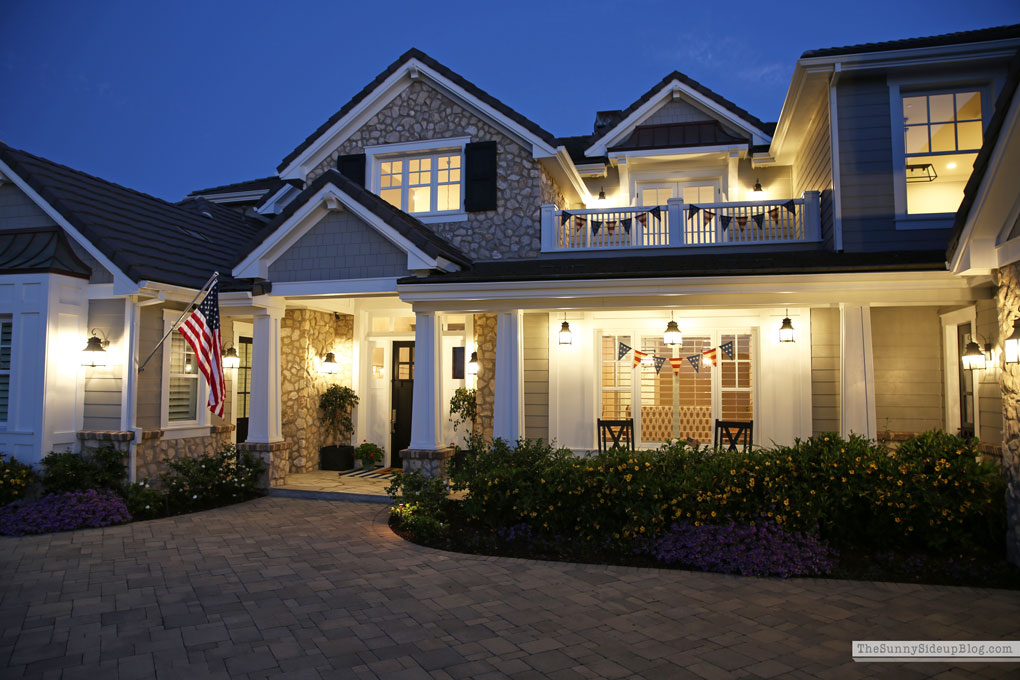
left=337, top=153, right=366, bottom=187
left=464, top=141, right=497, bottom=212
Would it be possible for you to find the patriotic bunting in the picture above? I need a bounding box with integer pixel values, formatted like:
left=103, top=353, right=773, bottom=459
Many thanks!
left=560, top=211, right=572, bottom=226
left=768, top=207, right=780, bottom=222
left=687, top=204, right=700, bottom=220
left=575, top=214, right=587, bottom=231
left=736, top=216, right=748, bottom=228
left=702, top=347, right=717, bottom=368
left=607, top=220, right=617, bottom=235
left=752, top=212, right=765, bottom=229
left=703, top=210, right=715, bottom=222
left=720, top=215, right=732, bottom=231
left=618, top=342, right=632, bottom=361
left=686, top=353, right=701, bottom=374
left=621, top=218, right=632, bottom=234
left=648, top=206, right=662, bottom=221
left=653, top=355, right=667, bottom=374
left=592, top=219, right=602, bottom=235
left=720, top=340, right=735, bottom=360
left=633, top=349, right=648, bottom=368
left=783, top=199, right=797, bottom=215
left=669, top=357, right=684, bottom=376
left=636, top=213, right=647, bottom=228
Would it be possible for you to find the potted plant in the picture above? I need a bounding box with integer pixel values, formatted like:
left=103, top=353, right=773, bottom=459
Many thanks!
left=319, top=385, right=359, bottom=470
left=449, top=387, right=477, bottom=436
left=353, top=441, right=384, bottom=469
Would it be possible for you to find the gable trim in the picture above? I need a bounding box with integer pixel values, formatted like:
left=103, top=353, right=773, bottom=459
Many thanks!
left=586, top=80, right=772, bottom=157
left=0, top=158, right=136, bottom=292
left=232, top=183, right=462, bottom=280
left=278, top=58, right=559, bottom=180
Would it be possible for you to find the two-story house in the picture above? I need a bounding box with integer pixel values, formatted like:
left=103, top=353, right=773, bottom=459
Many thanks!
left=1, top=25, right=1018, bottom=514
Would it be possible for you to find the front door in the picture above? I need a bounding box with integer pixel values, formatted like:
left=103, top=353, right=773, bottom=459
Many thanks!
left=390, top=341, right=415, bottom=468
left=235, top=336, right=252, bottom=444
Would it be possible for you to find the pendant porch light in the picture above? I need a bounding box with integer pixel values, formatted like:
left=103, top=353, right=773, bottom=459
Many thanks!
left=778, top=310, right=795, bottom=343
left=663, top=316, right=682, bottom=346
left=558, top=314, right=573, bottom=345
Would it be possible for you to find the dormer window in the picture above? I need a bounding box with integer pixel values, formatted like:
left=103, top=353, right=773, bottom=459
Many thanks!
left=378, top=152, right=462, bottom=214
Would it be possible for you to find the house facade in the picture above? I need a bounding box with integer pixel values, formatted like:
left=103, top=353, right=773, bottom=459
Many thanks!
left=2, top=25, right=1020, bottom=554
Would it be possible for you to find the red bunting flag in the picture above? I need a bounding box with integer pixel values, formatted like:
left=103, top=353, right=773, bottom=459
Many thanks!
left=702, top=347, right=717, bottom=368
left=768, top=207, right=780, bottom=221
left=575, top=214, right=587, bottom=231
left=703, top=210, right=715, bottom=222
left=736, top=216, right=748, bottom=228
left=636, top=213, right=647, bottom=227
left=633, top=349, right=648, bottom=367
left=669, top=357, right=684, bottom=376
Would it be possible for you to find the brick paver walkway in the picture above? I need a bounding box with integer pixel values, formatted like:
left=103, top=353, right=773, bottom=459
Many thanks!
left=2, top=498, right=1019, bottom=679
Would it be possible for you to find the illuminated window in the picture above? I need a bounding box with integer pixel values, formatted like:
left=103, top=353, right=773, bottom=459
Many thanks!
left=378, top=152, right=462, bottom=214
left=902, top=90, right=983, bottom=214
left=168, top=332, right=199, bottom=423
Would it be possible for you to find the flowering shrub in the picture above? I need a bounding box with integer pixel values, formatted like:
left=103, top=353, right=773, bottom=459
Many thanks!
left=387, top=470, right=450, bottom=543
left=354, top=441, right=384, bottom=466
left=0, top=489, right=130, bottom=536
left=161, top=445, right=264, bottom=513
left=640, top=519, right=838, bottom=578
left=0, top=454, right=36, bottom=506
left=122, top=479, right=167, bottom=521
left=41, top=447, right=126, bottom=494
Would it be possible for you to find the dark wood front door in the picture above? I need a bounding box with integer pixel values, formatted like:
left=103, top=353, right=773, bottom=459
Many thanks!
left=235, top=336, right=253, bottom=444
left=390, top=341, right=415, bottom=468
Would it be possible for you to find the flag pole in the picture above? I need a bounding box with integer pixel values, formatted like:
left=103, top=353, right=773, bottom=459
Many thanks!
left=138, top=271, right=220, bottom=373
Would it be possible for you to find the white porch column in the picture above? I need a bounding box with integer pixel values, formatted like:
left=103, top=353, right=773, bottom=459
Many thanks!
left=493, top=310, right=524, bottom=442
left=840, top=303, right=877, bottom=439
left=248, top=306, right=284, bottom=443
left=408, top=310, right=441, bottom=451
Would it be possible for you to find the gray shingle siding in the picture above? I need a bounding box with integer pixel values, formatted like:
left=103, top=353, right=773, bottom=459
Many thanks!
left=269, top=209, right=408, bottom=282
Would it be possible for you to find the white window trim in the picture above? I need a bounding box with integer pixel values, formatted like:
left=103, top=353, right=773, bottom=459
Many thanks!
left=940, top=306, right=981, bottom=440
left=366, top=136, right=470, bottom=219
left=0, top=317, right=10, bottom=430
left=160, top=309, right=209, bottom=430
left=888, top=77, right=994, bottom=229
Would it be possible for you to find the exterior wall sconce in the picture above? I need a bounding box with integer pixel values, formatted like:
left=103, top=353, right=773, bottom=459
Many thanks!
left=779, top=311, right=795, bottom=343
left=320, top=351, right=339, bottom=374
left=750, top=178, right=766, bottom=200
left=558, top=315, right=573, bottom=345
left=466, top=351, right=479, bottom=375
left=961, top=341, right=986, bottom=371
left=1006, top=320, right=1020, bottom=364
left=221, top=345, right=240, bottom=369
left=663, top=319, right=682, bottom=346
left=81, top=329, right=109, bottom=367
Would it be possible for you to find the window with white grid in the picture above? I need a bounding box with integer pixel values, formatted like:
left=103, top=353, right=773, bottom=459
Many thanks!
left=377, top=152, right=462, bottom=214
left=720, top=333, right=753, bottom=422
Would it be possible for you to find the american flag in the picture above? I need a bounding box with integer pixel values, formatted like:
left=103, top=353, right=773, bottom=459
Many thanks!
left=178, top=280, right=225, bottom=417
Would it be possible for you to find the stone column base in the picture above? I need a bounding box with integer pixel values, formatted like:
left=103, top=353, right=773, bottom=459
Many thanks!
left=400, top=447, right=455, bottom=479
left=238, top=441, right=292, bottom=488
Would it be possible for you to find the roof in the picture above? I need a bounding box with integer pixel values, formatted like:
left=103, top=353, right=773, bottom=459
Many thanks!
left=242, top=169, right=471, bottom=268
left=186, top=176, right=282, bottom=198
left=947, top=48, right=1020, bottom=259
left=556, top=135, right=598, bottom=164
left=0, top=143, right=266, bottom=290
left=802, top=24, right=1020, bottom=59
left=278, top=48, right=559, bottom=173
left=399, top=249, right=947, bottom=285
left=609, top=121, right=749, bottom=152
left=0, top=227, right=91, bottom=279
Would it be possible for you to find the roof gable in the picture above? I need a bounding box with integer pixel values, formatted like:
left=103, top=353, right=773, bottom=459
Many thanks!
left=277, top=49, right=560, bottom=179
left=585, top=71, right=773, bottom=157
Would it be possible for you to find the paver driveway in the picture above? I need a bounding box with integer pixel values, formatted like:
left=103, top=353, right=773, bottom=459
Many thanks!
left=2, top=498, right=1019, bottom=679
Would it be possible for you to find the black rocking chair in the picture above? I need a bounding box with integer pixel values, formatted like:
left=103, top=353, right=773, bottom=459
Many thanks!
left=598, top=418, right=634, bottom=453
left=713, top=419, right=753, bottom=453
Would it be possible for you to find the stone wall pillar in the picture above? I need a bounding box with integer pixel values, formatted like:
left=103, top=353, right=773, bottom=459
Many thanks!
left=473, top=313, right=497, bottom=440
left=237, top=441, right=291, bottom=488
left=997, top=262, right=1020, bottom=565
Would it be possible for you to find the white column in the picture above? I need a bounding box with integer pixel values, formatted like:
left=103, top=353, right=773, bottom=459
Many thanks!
left=409, top=310, right=441, bottom=451
left=667, top=198, right=684, bottom=246
left=493, top=310, right=524, bottom=442
left=840, top=303, right=877, bottom=439
left=248, top=306, right=283, bottom=443
left=541, top=204, right=557, bottom=253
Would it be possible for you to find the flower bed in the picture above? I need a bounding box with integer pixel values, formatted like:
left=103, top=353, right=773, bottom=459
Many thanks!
left=0, top=489, right=130, bottom=536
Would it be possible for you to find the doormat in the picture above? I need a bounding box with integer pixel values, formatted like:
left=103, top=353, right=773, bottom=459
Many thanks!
left=338, top=468, right=400, bottom=481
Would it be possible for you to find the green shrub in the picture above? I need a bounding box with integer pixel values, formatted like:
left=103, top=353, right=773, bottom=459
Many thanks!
left=121, top=479, right=167, bottom=521
left=354, top=441, right=384, bottom=466
left=386, top=469, right=452, bottom=542
left=161, top=445, right=264, bottom=513
left=0, top=454, right=36, bottom=505
left=41, top=447, right=126, bottom=494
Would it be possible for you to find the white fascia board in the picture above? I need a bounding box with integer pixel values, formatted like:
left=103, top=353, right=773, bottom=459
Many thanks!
left=610, top=145, right=748, bottom=163
left=798, top=39, right=1020, bottom=74
left=232, top=183, right=452, bottom=280
left=0, top=158, right=137, bottom=293
left=191, top=189, right=270, bottom=204
left=272, top=277, right=399, bottom=297
left=769, top=64, right=833, bottom=162
left=255, top=184, right=296, bottom=215
left=540, top=147, right=590, bottom=205
left=586, top=80, right=773, bottom=157
left=279, top=59, right=558, bottom=180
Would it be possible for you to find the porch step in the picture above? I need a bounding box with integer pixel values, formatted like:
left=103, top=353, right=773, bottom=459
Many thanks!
left=267, top=488, right=391, bottom=504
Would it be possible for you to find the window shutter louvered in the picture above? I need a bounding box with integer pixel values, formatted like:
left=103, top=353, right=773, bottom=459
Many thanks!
left=464, top=141, right=497, bottom=212
left=337, top=153, right=366, bottom=186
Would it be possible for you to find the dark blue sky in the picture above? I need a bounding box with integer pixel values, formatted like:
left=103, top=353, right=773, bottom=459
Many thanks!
left=2, top=0, right=1018, bottom=201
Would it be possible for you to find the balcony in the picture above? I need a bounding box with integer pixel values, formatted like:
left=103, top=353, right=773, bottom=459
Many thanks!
left=540, top=191, right=821, bottom=253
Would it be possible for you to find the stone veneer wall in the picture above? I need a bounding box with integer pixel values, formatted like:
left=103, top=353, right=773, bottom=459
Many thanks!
left=473, top=313, right=497, bottom=440
left=78, top=427, right=235, bottom=488
left=307, top=80, right=555, bottom=261
left=280, top=309, right=354, bottom=473
left=998, top=262, right=1020, bottom=565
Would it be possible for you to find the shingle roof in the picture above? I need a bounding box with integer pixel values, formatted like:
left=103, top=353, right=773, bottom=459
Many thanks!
left=242, top=169, right=471, bottom=268
left=947, top=48, right=1020, bottom=259
left=0, top=227, right=91, bottom=279
left=0, top=143, right=266, bottom=289
left=399, top=249, right=947, bottom=286
left=278, top=48, right=559, bottom=173
left=609, top=121, right=749, bottom=152
left=802, top=24, right=1020, bottom=59
left=556, top=135, right=598, bottom=164
left=186, top=176, right=282, bottom=198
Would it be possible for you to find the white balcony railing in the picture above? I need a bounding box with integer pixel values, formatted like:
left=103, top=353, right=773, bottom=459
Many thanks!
left=541, top=191, right=821, bottom=253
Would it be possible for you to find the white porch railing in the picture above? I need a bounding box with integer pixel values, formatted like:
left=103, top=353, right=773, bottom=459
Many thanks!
left=541, top=191, right=821, bottom=253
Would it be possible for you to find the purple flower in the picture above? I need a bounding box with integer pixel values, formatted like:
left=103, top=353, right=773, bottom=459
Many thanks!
left=0, top=489, right=131, bottom=536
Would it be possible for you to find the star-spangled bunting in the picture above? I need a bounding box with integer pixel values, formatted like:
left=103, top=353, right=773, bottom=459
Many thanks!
left=783, top=199, right=797, bottom=215
left=592, top=219, right=602, bottom=235
left=618, top=342, right=632, bottom=361
left=687, top=204, right=700, bottom=220
left=686, top=354, right=701, bottom=374
left=648, top=206, right=662, bottom=221
left=719, top=341, right=735, bottom=360
left=620, top=218, right=632, bottom=234
left=768, top=207, right=780, bottom=222
left=669, top=357, right=684, bottom=376
left=560, top=211, right=572, bottom=226
left=653, top=356, right=667, bottom=374
left=633, top=349, right=648, bottom=368
left=702, top=347, right=717, bottom=368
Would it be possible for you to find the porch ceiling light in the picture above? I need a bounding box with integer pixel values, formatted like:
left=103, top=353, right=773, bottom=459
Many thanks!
left=320, top=351, right=339, bottom=374
left=1006, top=319, right=1020, bottom=365
left=961, top=340, right=986, bottom=371
left=467, top=351, right=479, bottom=375
left=222, top=346, right=240, bottom=369
left=598, top=187, right=606, bottom=201
left=558, top=316, right=573, bottom=346
left=663, top=319, right=682, bottom=346
left=81, top=329, right=109, bottom=367
left=751, top=178, right=766, bottom=200
left=779, top=311, right=795, bottom=343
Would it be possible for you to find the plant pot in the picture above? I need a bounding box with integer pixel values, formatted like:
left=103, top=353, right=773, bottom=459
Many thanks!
left=320, top=445, right=354, bottom=471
